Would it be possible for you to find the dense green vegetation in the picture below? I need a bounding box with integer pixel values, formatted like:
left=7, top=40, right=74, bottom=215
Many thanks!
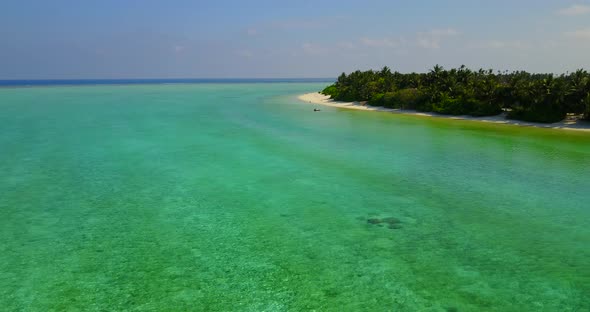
left=322, top=66, right=590, bottom=123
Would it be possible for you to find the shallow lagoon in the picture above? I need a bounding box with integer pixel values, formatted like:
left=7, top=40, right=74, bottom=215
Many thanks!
left=1, top=83, right=589, bottom=311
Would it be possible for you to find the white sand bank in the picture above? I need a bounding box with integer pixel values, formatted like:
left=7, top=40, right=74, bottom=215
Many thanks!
left=298, top=92, right=590, bottom=132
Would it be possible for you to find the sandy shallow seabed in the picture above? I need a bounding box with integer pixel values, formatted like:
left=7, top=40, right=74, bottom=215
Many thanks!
left=299, top=92, right=590, bottom=132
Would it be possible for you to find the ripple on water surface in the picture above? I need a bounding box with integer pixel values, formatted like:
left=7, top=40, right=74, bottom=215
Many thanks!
left=0, top=83, right=589, bottom=311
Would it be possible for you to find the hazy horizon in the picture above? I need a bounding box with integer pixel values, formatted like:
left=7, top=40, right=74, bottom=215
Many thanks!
left=1, top=0, right=590, bottom=79
left=0, top=77, right=336, bottom=81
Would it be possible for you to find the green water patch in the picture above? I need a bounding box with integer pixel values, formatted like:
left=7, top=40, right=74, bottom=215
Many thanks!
left=0, top=84, right=588, bottom=311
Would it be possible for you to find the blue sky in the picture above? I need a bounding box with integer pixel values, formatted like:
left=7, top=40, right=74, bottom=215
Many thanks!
left=1, top=0, right=589, bottom=79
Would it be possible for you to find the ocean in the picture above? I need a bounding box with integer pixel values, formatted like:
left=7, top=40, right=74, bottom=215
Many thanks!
left=1, top=81, right=588, bottom=311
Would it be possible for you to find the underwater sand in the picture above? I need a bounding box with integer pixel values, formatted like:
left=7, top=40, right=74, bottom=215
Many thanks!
left=1, top=83, right=589, bottom=311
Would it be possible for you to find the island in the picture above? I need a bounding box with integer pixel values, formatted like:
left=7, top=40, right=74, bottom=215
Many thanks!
left=308, top=66, right=590, bottom=129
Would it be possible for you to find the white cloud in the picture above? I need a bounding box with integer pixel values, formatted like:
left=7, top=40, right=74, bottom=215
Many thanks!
left=417, top=37, right=441, bottom=49
left=360, top=37, right=402, bottom=48
left=173, top=45, right=185, bottom=53
left=416, top=28, right=459, bottom=49
left=247, top=16, right=347, bottom=35
left=423, top=28, right=459, bottom=36
left=301, top=42, right=329, bottom=55
left=338, top=41, right=356, bottom=49
left=235, top=49, right=253, bottom=58
left=477, top=40, right=529, bottom=49
left=557, top=4, right=590, bottom=15
left=270, top=18, right=345, bottom=31
left=565, top=28, right=590, bottom=39
left=246, top=28, right=258, bottom=36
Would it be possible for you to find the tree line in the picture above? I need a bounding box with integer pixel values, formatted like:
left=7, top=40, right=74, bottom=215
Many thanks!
left=321, top=66, right=590, bottom=123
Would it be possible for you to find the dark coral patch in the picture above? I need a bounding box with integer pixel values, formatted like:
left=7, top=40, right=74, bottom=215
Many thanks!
left=382, top=217, right=401, bottom=225
left=366, top=217, right=402, bottom=230
left=367, top=218, right=382, bottom=225
left=388, top=223, right=402, bottom=230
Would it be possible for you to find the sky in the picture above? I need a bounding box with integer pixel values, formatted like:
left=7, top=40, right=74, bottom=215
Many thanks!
left=1, top=0, right=589, bottom=79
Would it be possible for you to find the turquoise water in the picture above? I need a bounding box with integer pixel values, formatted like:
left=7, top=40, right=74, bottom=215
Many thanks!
left=1, top=83, right=589, bottom=311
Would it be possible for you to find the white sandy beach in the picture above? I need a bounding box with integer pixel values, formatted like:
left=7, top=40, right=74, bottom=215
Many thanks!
left=299, top=92, right=590, bottom=132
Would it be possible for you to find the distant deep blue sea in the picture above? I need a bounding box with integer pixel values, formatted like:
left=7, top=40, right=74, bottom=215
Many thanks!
left=0, top=78, right=334, bottom=87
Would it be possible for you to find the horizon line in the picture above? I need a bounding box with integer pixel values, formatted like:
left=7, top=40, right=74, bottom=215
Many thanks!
left=0, top=77, right=336, bottom=81
left=0, top=78, right=336, bottom=87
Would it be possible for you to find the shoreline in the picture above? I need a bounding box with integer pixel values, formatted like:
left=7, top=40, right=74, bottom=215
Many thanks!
left=298, top=92, right=590, bottom=132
